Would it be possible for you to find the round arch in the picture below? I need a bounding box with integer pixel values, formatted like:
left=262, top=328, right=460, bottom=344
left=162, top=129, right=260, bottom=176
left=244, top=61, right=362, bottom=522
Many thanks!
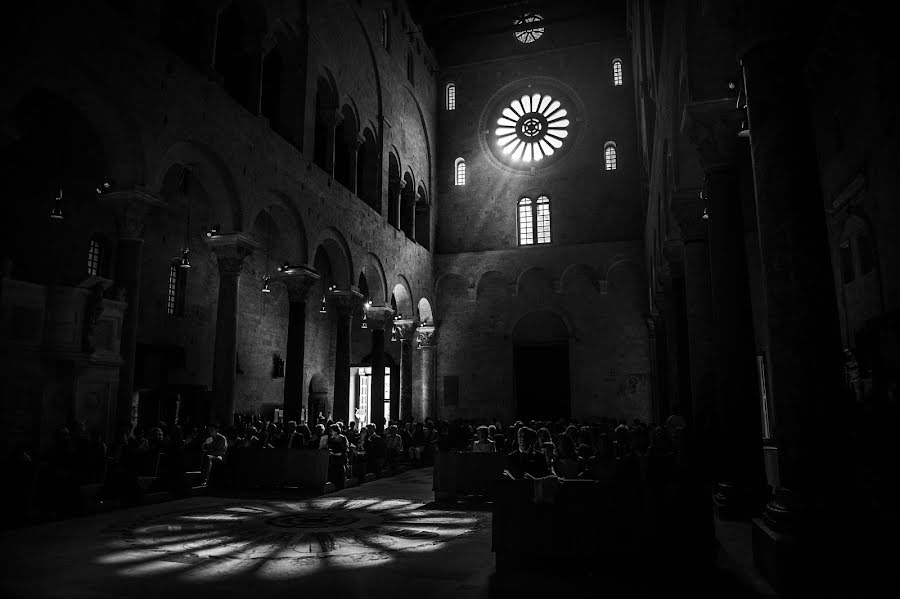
left=363, top=252, right=388, bottom=305
left=391, top=276, right=414, bottom=318
left=313, top=227, right=353, bottom=289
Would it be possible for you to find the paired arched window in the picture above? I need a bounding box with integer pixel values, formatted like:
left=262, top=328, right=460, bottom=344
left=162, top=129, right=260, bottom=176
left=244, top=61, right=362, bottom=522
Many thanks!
left=446, top=83, right=456, bottom=110
left=167, top=263, right=187, bottom=316
left=518, top=196, right=551, bottom=245
left=604, top=142, right=618, bottom=170
left=612, top=59, right=623, bottom=86
left=454, top=158, right=466, bottom=185
left=381, top=11, right=390, bottom=50
left=87, top=237, right=104, bottom=277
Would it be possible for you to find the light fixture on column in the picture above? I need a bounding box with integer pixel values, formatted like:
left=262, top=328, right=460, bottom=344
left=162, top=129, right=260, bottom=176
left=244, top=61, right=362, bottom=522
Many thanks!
left=95, top=180, right=112, bottom=195
left=390, top=326, right=398, bottom=342
left=262, top=275, right=271, bottom=293
left=179, top=247, right=191, bottom=268
left=700, top=189, right=709, bottom=220
left=179, top=168, right=192, bottom=269
left=277, top=261, right=290, bottom=272
left=50, top=188, right=64, bottom=220
left=319, top=295, right=327, bottom=313
left=205, top=224, right=220, bottom=238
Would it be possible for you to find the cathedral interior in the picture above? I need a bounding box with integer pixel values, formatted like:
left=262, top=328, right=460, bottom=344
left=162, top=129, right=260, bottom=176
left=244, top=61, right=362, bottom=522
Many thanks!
left=0, top=0, right=897, bottom=597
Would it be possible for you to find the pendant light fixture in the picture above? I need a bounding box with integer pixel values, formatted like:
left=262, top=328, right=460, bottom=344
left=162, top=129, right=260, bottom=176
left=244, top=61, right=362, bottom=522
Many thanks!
left=50, top=188, right=64, bottom=220
left=179, top=168, right=192, bottom=268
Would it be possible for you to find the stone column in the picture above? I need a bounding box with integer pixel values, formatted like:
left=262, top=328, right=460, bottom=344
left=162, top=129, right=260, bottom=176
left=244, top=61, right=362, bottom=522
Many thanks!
left=394, top=179, right=406, bottom=231
left=671, top=196, right=716, bottom=479
left=208, top=234, right=258, bottom=427
left=329, top=288, right=361, bottom=425
left=394, top=319, right=416, bottom=422
left=349, top=136, right=363, bottom=196
left=742, top=38, right=846, bottom=562
left=274, top=265, right=320, bottom=423
left=686, top=100, right=767, bottom=517
left=101, top=190, right=166, bottom=428
left=366, top=306, right=394, bottom=430
left=417, top=325, right=436, bottom=421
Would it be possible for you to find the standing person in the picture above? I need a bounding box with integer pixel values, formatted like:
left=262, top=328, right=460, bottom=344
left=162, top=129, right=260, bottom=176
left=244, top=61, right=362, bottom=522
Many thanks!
left=326, top=425, right=349, bottom=490
left=505, top=427, right=550, bottom=479
left=471, top=426, right=496, bottom=453
left=384, top=424, right=404, bottom=473
left=200, top=424, right=227, bottom=486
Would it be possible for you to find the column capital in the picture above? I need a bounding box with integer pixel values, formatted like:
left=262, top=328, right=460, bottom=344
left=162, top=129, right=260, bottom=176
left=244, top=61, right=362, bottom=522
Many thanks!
left=272, top=265, right=320, bottom=302
left=393, top=319, right=417, bottom=340
left=684, top=99, right=745, bottom=171
left=416, top=324, right=436, bottom=349
left=365, top=305, right=395, bottom=331
left=672, top=191, right=709, bottom=242
left=206, top=233, right=261, bottom=275
left=100, top=189, right=167, bottom=239
left=328, top=288, right=363, bottom=316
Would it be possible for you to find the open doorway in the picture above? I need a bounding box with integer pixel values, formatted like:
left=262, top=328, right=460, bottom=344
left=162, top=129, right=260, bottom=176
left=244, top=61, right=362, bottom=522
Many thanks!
left=512, top=311, right=571, bottom=421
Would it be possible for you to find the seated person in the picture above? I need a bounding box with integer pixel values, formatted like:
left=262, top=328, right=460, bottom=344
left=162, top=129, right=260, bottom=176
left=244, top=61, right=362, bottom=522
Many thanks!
left=408, top=422, right=427, bottom=464
left=327, top=424, right=349, bottom=489
left=364, top=424, right=387, bottom=474
left=470, top=426, right=497, bottom=453
left=505, top=427, right=550, bottom=479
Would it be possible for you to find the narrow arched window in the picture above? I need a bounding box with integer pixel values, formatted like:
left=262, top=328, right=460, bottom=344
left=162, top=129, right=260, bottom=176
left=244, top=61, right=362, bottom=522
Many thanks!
left=604, top=142, right=618, bottom=170
left=446, top=82, right=456, bottom=110
left=381, top=11, right=390, bottom=50
left=87, top=237, right=104, bottom=276
left=167, top=263, right=187, bottom=316
left=612, top=59, right=623, bottom=86
left=536, top=196, right=551, bottom=243
left=454, top=158, right=466, bottom=185
left=518, top=197, right=534, bottom=245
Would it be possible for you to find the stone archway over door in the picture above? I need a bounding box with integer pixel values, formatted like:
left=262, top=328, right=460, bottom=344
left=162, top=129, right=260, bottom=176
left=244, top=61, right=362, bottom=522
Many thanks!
left=511, top=311, right=571, bottom=421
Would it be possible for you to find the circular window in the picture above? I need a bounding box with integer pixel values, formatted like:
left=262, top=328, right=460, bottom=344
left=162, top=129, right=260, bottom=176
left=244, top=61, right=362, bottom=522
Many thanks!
left=494, top=93, right=569, bottom=163
left=514, top=13, right=544, bottom=44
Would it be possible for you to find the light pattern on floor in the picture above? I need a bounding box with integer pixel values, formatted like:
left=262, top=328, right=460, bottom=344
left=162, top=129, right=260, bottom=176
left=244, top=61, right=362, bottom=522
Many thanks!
left=98, top=497, right=484, bottom=580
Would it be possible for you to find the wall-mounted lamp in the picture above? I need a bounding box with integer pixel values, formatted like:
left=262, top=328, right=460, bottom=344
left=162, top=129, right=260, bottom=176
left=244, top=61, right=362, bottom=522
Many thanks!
left=50, top=188, right=64, bottom=220
left=179, top=248, right=191, bottom=268
left=205, top=224, right=220, bottom=237
left=262, top=275, right=271, bottom=293
left=95, top=180, right=112, bottom=195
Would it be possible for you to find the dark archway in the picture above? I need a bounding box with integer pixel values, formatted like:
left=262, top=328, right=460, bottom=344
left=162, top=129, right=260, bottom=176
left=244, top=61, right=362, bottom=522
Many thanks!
left=415, top=183, right=430, bottom=250
left=511, top=311, right=570, bottom=421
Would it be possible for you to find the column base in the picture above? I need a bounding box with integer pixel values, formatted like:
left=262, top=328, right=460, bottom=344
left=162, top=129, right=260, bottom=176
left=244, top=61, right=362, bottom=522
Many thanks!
left=751, top=516, right=800, bottom=595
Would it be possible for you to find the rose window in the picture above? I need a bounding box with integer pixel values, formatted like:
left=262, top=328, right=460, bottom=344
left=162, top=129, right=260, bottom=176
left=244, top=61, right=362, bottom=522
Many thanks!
left=514, top=13, right=544, bottom=44
left=495, top=93, right=570, bottom=163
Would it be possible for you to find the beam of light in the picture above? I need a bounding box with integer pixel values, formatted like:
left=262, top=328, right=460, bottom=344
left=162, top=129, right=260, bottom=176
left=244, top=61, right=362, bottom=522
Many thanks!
left=522, top=143, right=533, bottom=162
left=511, top=142, right=525, bottom=161
left=533, top=142, right=544, bottom=161
left=497, top=133, right=518, bottom=147
left=503, top=139, right=521, bottom=155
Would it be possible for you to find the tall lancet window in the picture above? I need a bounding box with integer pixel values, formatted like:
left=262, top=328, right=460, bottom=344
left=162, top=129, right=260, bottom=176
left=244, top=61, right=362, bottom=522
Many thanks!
left=612, top=59, right=623, bottom=86
left=604, top=142, right=618, bottom=170
left=446, top=83, right=456, bottom=110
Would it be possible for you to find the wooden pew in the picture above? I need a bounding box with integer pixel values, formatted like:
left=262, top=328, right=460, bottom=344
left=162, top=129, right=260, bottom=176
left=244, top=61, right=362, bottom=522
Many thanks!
left=433, top=451, right=508, bottom=502
left=225, top=448, right=331, bottom=493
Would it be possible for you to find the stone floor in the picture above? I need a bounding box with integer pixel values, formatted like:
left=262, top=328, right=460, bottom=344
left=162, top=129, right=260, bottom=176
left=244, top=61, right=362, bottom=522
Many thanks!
left=0, top=468, right=775, bottom=599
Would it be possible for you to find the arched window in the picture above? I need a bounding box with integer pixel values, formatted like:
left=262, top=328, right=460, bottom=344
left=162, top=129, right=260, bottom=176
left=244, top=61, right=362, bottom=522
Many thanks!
left=167, top=263, right=187, bottom=316
left=519, top=196, right=552, bottom=246
left=604, top=142, right=618, bottom=170
left=518, top=198, right=534, bottom=245
left=87, top=237, right=104, bottom=277
left=612, top=59, right=623, bottom=86
left=381, top=11, right=390, bottom=50
left=536, top=196, right=551, bottom=244
left=446, top=82, right=456, bottom=110
left=454, top=158, right=466, bottom=186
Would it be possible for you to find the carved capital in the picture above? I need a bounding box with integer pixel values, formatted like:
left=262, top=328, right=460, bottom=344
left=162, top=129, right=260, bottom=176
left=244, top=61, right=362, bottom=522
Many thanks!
left=416, top=324, right=436, bottom=349
left=393, top=319, right=417, bottom=341
left=207, top=233, right=261, bottom=275
left=684, top=99, right=745, bottom=170
left=272, top=265, right=320, bottom=302
left=100, top=189, right=167, bottom=239
left=364, top=305, right=395, bottom=331
left=328, top=288, right=363, bottom=317
left=672, top=192, right=708, bottom=242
